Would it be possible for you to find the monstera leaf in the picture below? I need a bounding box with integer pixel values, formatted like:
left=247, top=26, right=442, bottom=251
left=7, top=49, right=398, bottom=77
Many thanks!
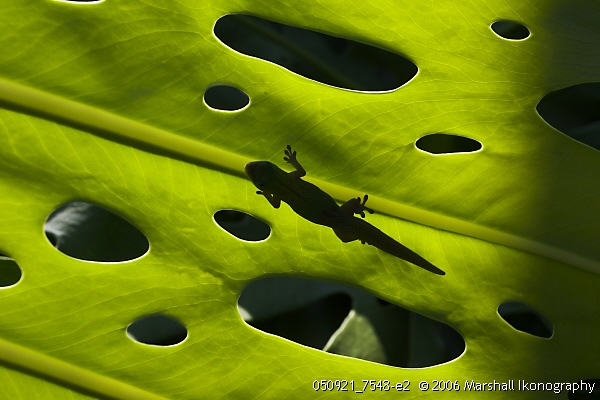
left=1, top=0, right=599, bottom=399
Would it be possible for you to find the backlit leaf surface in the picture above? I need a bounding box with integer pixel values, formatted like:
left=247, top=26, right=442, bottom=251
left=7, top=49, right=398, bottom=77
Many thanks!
left=1, top=0, right=599, bottom=398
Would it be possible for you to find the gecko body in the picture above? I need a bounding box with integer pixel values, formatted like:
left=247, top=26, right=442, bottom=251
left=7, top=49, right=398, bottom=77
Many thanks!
left=245, top=145, right=445, bottom=275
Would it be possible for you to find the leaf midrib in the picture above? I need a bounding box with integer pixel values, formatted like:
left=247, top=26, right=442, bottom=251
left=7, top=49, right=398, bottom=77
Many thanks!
left=2, top=78, right=597, bottom=274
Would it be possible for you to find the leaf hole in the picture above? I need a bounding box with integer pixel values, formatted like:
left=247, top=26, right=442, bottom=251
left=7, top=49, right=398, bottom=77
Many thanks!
left=44, top=201, right=149, bottom=262
left=53, top=0, right=104, bottom=3
left=127, top=314, right=187, bottom=346
left=497, top=301, right=553, bottom=338
left=536, top=82, right=600, bottom=150
left=416, top=133, right=482, bottom=154
left=567, top=379, right=600, bottom=399
left=204, top=84, right=250, bottom=111
left=238, top=276, right=464, bottom=367
left=0, top=253, right=22, bottom=288
left=214, top=210, right=271, bottom=242
left=214, top=14, right=418, bottom=92
left=491, top=20, right=531, bottom=40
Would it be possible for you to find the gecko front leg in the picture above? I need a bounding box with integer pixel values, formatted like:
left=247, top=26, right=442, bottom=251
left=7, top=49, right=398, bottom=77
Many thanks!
left=255, top=189, right=282, bottom=209
left=283, top=145, right=306, bottom=178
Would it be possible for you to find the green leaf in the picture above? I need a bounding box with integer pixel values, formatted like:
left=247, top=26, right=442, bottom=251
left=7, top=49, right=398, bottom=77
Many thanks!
left=1, top=0, right=599, bottom=399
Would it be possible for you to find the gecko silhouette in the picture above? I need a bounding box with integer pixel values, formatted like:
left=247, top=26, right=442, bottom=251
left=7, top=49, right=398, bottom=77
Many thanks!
left=245, top=145, right=445, bottom=275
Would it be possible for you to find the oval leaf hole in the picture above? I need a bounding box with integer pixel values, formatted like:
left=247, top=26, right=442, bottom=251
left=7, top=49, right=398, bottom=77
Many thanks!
left=214, top=210, right=270, bottom=242
left=0, top=254, right=22, bottom=288
left=491, top=20, right=530, bottom=40
left=214, top=14, right=418, bottom=92
left=567, top=379, right=600, bottom=400
left=536, top=82, right=600, bottom=150
left=204, top=84, right=250, bottom=111
left=44, top=201, right=149, bottom=262
left=416, top=133, right=482, bottom=154
left=127, top=314, right=187, bottom=346
left=238, top=276, right=464, bottom=367
left=54, top=0, right=103, bottom=3
left=498, top=301, right=553, bottom=338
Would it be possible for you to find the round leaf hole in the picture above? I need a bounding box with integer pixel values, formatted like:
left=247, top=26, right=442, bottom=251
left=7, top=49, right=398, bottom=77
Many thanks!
left=536, top=82, right=600, bottom=150
left=44, top=201, right=149, bottom=262
left=491, top=20, right=530, bottom=40
left=204, top=85, right=250, bottom=111
left=214, top=210, right=270, bottom=242
left=127, top=314, right=187, bottom=346
left=0, top=254, right=22, bottom=288
left=54, top=0, right=103, bottom=3
left=416, top=133, right=482, bottom=154
left=214, top=14, right=418, bottom=92
left=498, top=301, right=553, bottom=338
left=239, top=276, right=465, bottom=368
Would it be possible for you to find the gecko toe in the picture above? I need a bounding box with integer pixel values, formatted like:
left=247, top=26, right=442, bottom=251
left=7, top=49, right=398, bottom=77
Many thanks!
left=362, top=194, right=374, bottom=214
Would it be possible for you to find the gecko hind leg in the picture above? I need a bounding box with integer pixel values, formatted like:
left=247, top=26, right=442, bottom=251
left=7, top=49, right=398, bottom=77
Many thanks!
left=332, top=226, right=359, bottom=243
left=334, top=194, right=373, bottom=245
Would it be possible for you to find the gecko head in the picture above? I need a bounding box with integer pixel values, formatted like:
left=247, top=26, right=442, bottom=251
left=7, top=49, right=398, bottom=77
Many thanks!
left=245, top=161, right=278, bottom=190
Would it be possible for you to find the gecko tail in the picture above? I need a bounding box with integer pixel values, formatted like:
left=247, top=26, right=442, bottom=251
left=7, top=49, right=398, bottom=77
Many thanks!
left=334, top=218, right=445, bottom=275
